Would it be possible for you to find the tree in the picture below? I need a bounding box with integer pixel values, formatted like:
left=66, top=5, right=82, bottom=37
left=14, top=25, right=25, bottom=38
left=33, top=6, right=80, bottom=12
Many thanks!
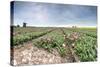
left=17, top=25, right=20, bottom=27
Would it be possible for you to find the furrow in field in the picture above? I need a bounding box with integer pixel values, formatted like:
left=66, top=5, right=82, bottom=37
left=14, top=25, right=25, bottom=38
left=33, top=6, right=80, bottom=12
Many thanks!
left=12, top=29, right=56, bottom=46
left=12, top=29, right=75, bottom=65
left=60, top=28, right=80, bottom=62
left=63, top=28, right=97, bottom=62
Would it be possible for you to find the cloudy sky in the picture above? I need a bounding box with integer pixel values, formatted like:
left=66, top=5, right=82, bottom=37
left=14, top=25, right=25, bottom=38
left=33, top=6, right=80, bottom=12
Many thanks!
left=11, top=1, right=97, bottom=27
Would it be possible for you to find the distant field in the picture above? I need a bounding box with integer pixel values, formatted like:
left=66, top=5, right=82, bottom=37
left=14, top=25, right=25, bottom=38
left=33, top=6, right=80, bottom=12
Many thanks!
left=12, top=27, right=97, bottom=62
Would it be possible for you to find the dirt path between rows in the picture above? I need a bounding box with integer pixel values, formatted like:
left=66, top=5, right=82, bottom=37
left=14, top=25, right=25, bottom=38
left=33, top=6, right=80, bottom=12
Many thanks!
left=11, top=41, right=74, bottom=66
left=11, top=29, right=76, bottom=66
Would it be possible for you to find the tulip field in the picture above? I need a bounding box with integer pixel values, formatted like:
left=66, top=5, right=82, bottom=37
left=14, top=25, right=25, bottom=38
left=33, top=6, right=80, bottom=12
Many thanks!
left=12, top=27, right=97, bottom=63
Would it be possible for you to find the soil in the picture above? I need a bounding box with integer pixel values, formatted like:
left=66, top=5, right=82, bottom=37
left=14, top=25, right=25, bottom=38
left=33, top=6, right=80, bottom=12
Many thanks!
left=11, top=29, right=78, bottom=66
left=11, top=42, right=74, bottom=66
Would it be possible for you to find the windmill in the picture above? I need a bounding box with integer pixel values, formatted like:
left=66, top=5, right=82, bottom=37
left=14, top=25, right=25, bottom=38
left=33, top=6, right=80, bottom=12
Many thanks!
left=23, top=18, right=27, bottom=27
